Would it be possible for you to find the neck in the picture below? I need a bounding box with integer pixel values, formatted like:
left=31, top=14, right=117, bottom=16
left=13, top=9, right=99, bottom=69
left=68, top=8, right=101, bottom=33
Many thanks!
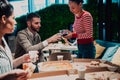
left=0, top=25, right=4, bottom=46
left=28, top=28, right=36, bottom=35
left=76, top=9, right=84, bottom=17
left=0, top=35, right=3, bottom=46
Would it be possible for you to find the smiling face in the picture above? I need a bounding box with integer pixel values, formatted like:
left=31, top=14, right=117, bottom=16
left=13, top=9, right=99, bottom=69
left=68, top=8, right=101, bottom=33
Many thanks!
left=0, top=12, right=17, bottom=35
left=68, top=1, right=82, bottom=15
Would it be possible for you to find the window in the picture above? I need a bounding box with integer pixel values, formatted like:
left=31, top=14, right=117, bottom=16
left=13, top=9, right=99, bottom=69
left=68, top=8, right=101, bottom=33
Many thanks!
left=10, top=0, right=28, bottom=17
left=10, top=0, right=69, bottom=17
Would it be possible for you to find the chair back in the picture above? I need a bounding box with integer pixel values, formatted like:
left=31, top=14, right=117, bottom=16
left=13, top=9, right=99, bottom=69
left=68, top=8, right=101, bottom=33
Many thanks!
left=49, top=52, right=72, bottom=61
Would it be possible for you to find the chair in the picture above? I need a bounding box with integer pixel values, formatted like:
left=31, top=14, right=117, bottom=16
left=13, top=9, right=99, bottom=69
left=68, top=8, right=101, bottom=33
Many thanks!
left=48, top=52, right=72, bottom=61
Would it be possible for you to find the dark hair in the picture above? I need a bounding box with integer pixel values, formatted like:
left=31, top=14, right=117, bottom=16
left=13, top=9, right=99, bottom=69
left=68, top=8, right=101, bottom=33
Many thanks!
left=26, top=12, right=40, bottom=21
left=69, top=0, right=84, bottom=4
left=0, top=0, right=14, bottom=18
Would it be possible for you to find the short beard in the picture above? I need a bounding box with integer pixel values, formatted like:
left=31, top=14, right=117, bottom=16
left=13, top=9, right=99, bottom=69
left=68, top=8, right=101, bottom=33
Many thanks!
left=30, top=26, right=38, bottom=32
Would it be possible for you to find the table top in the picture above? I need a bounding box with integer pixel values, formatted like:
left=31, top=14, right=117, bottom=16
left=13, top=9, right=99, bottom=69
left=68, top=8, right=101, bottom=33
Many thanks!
left=42, top=43, right=78, bottom=51
left=27, top=59, right=120, bottom=80
left=29, top=71, right=120, bottom=80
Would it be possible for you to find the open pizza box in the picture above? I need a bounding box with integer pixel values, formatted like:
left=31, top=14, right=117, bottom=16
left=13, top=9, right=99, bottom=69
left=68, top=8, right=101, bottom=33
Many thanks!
left=28, top=60, right=120, bottom=79
left=29, top=60, right=77, bottom=79
left=73, top=58, right=120, bottom=73
left=73, top=58, right=120, bottom=67
left=30, top=68, right=109, bottom=79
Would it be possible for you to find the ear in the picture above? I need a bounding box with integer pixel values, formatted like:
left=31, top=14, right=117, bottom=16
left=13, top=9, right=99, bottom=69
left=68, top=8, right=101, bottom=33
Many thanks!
left=27, top=21, right=31, bottom=27
left=79, top=3, right=82, bottom=7
left=1, top=15, right=7, bottom=24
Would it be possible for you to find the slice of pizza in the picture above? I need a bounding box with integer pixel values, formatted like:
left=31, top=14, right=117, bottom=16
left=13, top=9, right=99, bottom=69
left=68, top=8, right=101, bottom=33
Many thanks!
left=23, top=63, right=36, bottom=77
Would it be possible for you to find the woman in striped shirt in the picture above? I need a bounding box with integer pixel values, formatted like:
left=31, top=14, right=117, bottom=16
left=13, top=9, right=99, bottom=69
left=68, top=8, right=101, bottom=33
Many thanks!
left=0, top=0, right=31, bottom=79
left=64, top=0, right=96, bottom=58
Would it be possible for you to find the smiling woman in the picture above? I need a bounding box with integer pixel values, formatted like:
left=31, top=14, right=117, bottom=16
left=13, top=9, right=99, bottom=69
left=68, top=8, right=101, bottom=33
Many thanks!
left=63, top=0, right=96, bottom=59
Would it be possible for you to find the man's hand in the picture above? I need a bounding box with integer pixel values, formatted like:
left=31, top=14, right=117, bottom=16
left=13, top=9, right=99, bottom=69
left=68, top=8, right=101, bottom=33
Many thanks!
left=47, top=33, right=62, bottom=43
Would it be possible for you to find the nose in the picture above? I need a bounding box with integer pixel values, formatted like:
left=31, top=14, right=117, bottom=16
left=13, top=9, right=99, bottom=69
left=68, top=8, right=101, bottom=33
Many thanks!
left=69, top=8, right=73, bottom=13
left=39, top=23, right=41, bottom=28
left=14, top=20, right=17, bottom=25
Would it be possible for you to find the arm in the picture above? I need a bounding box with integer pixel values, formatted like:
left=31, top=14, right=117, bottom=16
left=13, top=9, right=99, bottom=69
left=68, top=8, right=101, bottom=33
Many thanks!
left=77, top=14, right=93, bottom=39
left=16, top=31, right=44, bottom=52
left=16, top=32, right=61, bottom=52
left=0, top=69, right=28, bottom=80
left=46, top=33, right=62, bottom=43
left=62, top=30, right=74, bottom=39
left=0, top=72, right=12, bottom=80
left=13, top=54, right=30, bottom=68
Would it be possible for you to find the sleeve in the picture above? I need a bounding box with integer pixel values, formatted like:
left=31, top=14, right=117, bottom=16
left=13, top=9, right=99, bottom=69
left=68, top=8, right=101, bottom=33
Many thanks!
left=77, top=14, right=93, bottom=39
left=42, top=40, right=48, bottom=47
left=0, top=51, right=12, bottom=74
left=16, top=32, right=45, bottom=52
left=72, top=32, right=77, bottom=38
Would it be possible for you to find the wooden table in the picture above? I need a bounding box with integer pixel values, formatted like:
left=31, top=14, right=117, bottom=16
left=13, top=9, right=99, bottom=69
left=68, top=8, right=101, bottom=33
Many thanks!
left=42, top=43, right=78, bottom=61
left=28, top=59, right=120, bottom=80
left=42, top=43, right=78, bottom=53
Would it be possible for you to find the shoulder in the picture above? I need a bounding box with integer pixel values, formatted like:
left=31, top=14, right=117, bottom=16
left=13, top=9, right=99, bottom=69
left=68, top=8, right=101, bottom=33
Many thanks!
left=83, top=10, right=92, bottom=17
left=17, top=29, right=28, bottom=36
left=18, top=29, right=27, bottom=34
left=82, top=11, right=93, bottom=20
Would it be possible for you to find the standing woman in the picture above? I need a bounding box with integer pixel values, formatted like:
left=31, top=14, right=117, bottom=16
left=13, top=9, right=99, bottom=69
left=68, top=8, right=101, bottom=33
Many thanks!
left=64, top=0, right=96, bottom=58
left=0, top=0, right=31, bottom=79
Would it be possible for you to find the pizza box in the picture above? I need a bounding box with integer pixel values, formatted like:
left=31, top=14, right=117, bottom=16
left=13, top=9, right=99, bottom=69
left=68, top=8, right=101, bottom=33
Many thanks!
left=73, top=59, right=120, bottom=73
left=29, top=67, right=109, bottom=79
left=37, top=60, right=73, bottom=72
left=28, top=59, right=120, bottom=79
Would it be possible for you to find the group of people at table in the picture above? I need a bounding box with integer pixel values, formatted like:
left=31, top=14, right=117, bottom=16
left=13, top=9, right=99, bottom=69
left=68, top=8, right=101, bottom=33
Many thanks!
left=0, top=0, right=95, bottom=80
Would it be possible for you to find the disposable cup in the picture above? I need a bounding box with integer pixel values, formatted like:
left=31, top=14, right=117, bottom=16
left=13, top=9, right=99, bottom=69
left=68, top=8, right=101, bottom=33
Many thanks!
left=77, top=66, right=86, bottom=79
left=57, top=55, right=63, bottom=61
left=71, top=54, right=77, bottom=62
left=29, top=51, right=38, bottom=63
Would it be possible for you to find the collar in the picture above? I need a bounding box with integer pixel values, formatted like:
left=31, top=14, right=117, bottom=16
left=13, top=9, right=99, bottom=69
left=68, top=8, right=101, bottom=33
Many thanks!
left=75, top=11, right=85, bottom=19
left=26, top=28, right=37, bottom=39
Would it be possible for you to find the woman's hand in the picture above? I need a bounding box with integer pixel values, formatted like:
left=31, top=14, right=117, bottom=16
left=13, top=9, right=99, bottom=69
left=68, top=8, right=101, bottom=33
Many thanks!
left=63, top=32, right=73, bottom=39
left=22, top=54, right=31, bottom=63
left=62, top=30, right=73, bottom=39
left=22, top=52, right=39, bottom=63
left=2, top=69, right=29, bottom=80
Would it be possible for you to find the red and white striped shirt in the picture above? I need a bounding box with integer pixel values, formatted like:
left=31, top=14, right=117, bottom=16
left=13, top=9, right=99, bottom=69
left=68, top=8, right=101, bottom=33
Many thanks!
left=72, top=10, right=93, bottom=44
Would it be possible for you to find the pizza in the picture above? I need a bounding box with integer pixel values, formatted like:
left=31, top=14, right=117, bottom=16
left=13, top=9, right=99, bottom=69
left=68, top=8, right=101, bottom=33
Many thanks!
left=23, top=63, right=36, bottom=77
left=90, top=61, right=100, bottom=66
left=38, top=61, right=73, bottom=71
